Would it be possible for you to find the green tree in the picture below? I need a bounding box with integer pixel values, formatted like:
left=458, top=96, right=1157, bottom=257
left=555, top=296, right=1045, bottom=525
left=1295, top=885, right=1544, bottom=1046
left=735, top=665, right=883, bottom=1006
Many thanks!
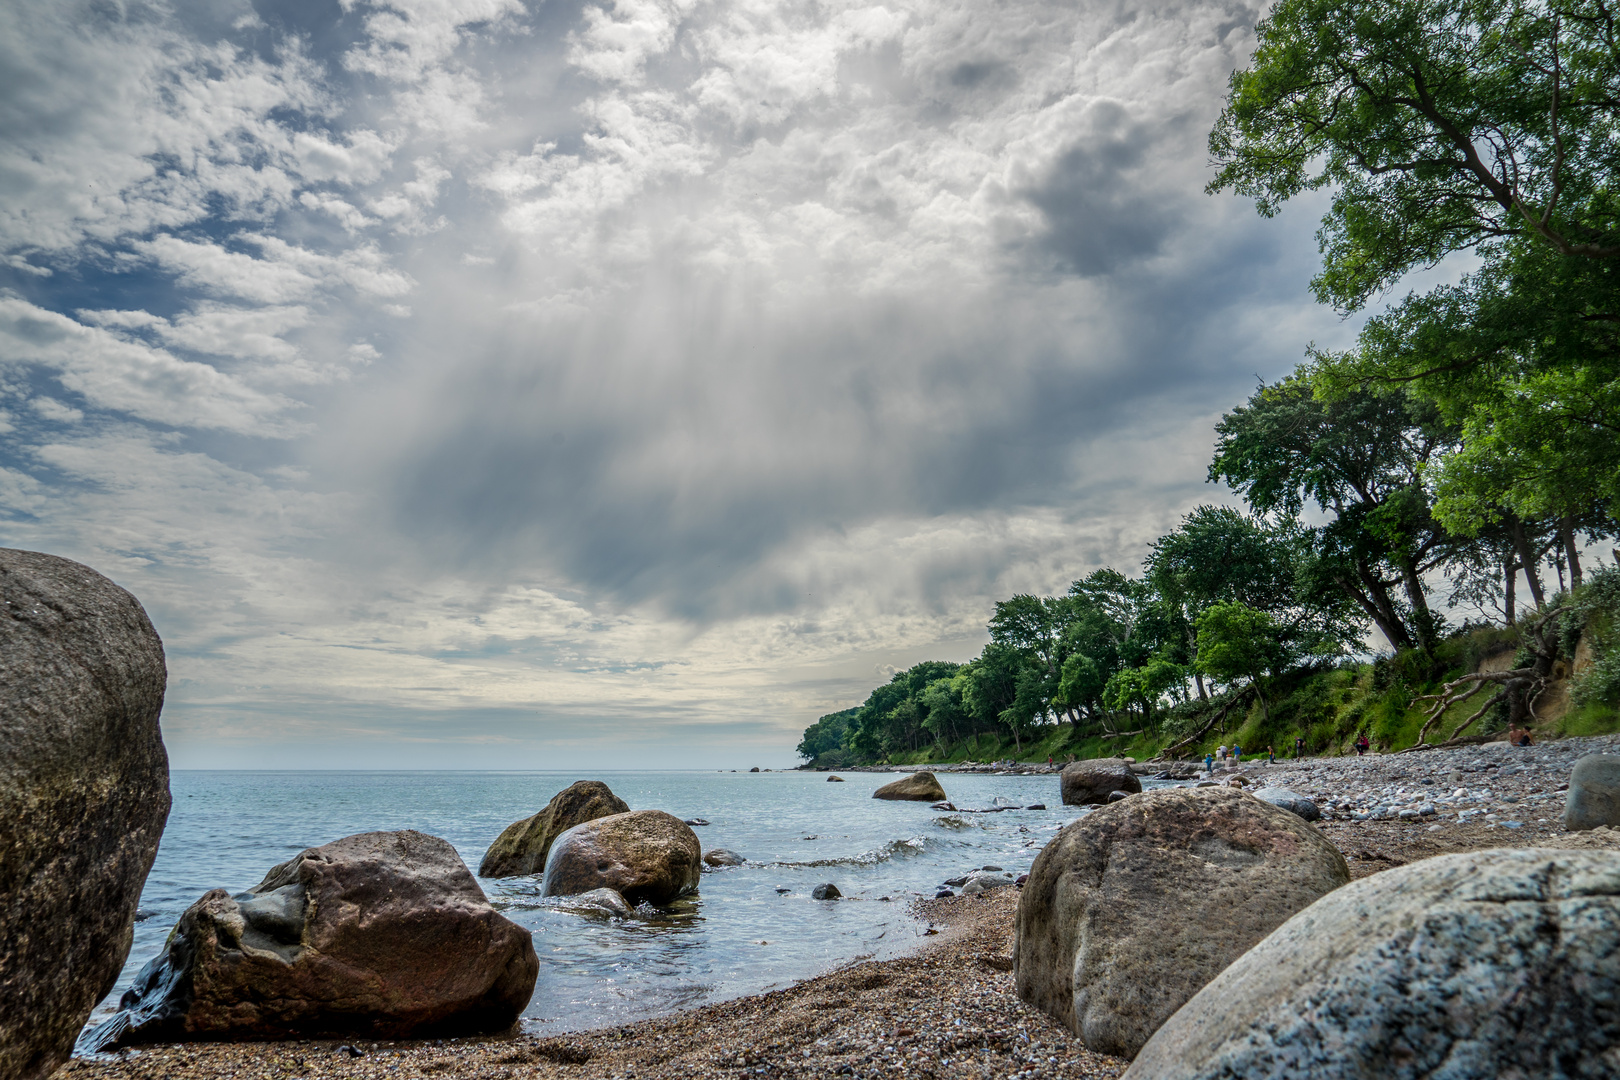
left=1210, top=0, right=1620, bottom=312
left=1195, top=602, right=1288, bottom=719
left=1210, top=374, right=1460, bottom=652
left=1210, top=0, right=1620, bottom=551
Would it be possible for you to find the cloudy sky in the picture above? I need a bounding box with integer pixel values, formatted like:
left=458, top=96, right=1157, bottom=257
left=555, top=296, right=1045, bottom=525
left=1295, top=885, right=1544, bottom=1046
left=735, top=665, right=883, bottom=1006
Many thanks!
left=0, top=0, right=1356, bottom=769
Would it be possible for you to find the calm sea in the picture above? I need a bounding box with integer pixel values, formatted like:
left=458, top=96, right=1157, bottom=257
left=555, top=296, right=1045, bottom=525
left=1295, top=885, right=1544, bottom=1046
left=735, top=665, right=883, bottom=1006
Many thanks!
left=91, top=769, right=1130, bottom=1037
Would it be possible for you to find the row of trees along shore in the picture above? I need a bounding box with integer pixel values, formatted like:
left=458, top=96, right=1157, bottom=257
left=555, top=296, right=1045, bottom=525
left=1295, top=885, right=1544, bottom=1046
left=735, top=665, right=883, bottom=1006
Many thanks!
left=799, top=0, right=1620, bottom=768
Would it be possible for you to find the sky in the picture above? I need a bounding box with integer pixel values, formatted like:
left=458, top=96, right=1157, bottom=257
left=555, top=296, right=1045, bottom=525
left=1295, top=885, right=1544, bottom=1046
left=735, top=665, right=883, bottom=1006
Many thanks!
left=0, top=0, right=1361, bottom=769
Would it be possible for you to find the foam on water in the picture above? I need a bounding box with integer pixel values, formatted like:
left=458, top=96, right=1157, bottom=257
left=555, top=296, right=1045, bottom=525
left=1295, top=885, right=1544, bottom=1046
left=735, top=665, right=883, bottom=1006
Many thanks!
left=92, top=769, right=1134, bottom=1036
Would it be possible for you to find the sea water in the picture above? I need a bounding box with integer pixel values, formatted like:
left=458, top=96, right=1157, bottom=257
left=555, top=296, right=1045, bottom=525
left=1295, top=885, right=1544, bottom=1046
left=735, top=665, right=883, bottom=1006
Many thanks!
left=92, top=769, right=1157, bottom=1036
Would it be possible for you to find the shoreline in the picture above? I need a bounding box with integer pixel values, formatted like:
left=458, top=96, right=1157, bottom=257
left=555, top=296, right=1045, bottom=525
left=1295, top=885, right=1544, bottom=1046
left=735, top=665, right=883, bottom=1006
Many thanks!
left=60, top=735, right=1619, bottom=1080
left=63, top=890, right=1128, bottom=1080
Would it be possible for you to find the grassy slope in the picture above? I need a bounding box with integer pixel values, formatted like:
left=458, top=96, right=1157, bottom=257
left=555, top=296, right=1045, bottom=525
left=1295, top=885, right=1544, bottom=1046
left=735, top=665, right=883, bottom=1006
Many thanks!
left=809, top=627, right=1620, bottom=768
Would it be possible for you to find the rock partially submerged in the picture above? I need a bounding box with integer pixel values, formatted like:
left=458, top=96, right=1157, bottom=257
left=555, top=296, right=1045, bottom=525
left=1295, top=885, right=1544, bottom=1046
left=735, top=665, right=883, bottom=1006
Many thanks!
left=1015, top=786, right=1349, bottom=1059
left=827, top=775, right=845, bottom=782
left=1566, top=754, right=1620, bottom=830
left=82, top=831, right=538, bottom=1049
left=811, top=883, right=842, bottom=900
left=1, top=549, right=171, bottom=1080
left=704, top=848, right=745, bottom=867
left=479, top=780, right=629, bottom=878
left=873, top=772, right=948, bottom=802
left=541, top=810, right=702, bottom=905
left=556, top=888, right=634, bottom=918
left=1127, top=848, right=1620, bottom=1078
left=1059, top=759, right=1141, bottom=806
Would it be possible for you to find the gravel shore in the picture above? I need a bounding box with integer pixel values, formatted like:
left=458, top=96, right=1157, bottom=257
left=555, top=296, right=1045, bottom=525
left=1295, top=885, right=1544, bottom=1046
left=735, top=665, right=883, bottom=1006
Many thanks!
left=62, top=890, right=1126, bottom=1080
left=60, top=735, right=1620, bottom=1080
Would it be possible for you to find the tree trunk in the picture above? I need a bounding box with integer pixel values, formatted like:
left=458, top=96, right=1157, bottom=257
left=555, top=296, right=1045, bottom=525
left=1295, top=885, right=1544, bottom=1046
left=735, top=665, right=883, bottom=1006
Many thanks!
left=1562, top=516, right=1583, bottom=589
left=1509, top=517, right=1547, bottom=609
left=1400, top=562, right=1437, bottom=654
left=1503, top=555, right=1517, bottom=626
left=1338, top=567, right=1414, bottom=651
left=1185, top=627, right=1208, bottom=700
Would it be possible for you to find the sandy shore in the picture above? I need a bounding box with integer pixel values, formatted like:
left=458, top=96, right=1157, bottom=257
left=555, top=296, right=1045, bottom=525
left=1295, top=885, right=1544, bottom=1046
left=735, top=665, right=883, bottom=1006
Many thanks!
left=60, top=735, right=1620, bottom=1080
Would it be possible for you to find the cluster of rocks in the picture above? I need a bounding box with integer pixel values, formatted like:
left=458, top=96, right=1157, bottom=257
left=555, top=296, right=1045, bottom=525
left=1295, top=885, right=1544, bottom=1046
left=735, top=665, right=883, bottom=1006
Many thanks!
left=1200, top=734, right=1620, bottom=834
left=1010, top=743, right=1620, bottom=1076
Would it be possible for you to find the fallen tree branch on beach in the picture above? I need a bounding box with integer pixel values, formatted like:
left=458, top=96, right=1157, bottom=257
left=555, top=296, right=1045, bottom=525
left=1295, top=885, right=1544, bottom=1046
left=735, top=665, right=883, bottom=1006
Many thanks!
left=1411, top=665, right=1543, bottom=748
left=1162, top=689, right=1252, bottom=758
left=1398, top=733, right=1505, bottom=753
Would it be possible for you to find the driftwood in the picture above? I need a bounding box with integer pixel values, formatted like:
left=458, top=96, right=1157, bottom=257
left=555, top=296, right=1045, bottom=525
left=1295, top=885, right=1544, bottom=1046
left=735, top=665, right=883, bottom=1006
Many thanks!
left=1398, top=733, right=1504, bottom=754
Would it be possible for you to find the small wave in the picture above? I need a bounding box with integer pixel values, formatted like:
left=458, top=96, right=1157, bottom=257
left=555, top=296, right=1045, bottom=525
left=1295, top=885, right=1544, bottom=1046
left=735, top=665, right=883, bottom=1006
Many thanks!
left=767, top=836, right=928, bottom=868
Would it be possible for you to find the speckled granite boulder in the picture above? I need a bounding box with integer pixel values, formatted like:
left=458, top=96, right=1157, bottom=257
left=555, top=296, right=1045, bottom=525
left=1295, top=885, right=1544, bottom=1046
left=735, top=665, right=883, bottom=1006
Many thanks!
left=1251, top=787, right=1320, bottom=821
left=1565, top=754, right=1620, bottom=831
left=872, top=771, right=948, bottom=801
left=82, top=830, right=538, bottom=1049
left=1125, top=848, right=1620, bottom=1079
left=479, top=780, right=629, bottom=877
left=541, top=810, right=701, bottom=905
left=1059, top=759, right=1141, bottom=806
left=1015, top=786, right=1348, bottom=1059
left=0, top=549, right=170, bottom=1080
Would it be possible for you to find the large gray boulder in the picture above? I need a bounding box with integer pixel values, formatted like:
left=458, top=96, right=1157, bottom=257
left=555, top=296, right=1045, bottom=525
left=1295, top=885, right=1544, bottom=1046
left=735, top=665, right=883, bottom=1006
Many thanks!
left=872, top=771, right=948, bottom=801
left=479, top=779, right=629, bottom=877
left=1059, top=758, right=1141, bottom=806
left=541, top=810, right=702, bottom=905
left=0, top=549, right=170, bottom=1080
left=1015, top=786, right=1348, bottom=1059
left=82, top=830, right=538, bottom=1049
left=1126, top=848, right=1620, bottom=1079
left=1565, top=754, right=1620, bottom=831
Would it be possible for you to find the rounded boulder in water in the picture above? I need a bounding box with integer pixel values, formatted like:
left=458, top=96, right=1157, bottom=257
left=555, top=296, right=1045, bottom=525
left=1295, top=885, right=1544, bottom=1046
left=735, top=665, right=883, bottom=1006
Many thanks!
left=873, top=771, right=948, bottom=802
left=1060, top=759, right=1141, bottom=806
left=811, top=883, right=842, bottom=900
left=541, top=810, right=702, bottom=905
left=1, top=549, right=171, bottom=1080
left=1126, top=848, right=1620, bottom=1079
left=479, top=779, right=629, bottom=878
left=704, top=848, right=745, bottom=867
left=81, top=830, right=538, bottom=1049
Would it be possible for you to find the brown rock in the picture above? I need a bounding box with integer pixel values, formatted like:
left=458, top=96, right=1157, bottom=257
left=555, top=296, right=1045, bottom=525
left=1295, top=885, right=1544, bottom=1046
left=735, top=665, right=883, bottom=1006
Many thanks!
left=82, top=830, right=538, bottom=1048
left=1060, top=758, right=1141, bottom=806
left=1014, top=786, right=1349, bottom=1059
left=541, top=810, right=701, bottom=905
left=872, top=771, right=948, bottom=801
left=479, top=780, right=629, bottom=877
left=1, top=549, right=171, bottom=1080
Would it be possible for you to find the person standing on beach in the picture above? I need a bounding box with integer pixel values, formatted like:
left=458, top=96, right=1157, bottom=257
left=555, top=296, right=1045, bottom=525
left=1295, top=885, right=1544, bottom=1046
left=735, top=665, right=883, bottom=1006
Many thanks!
left=1204, top=752, right=1214, bottom=775
left=1233, top=744, right=1242, bottom=765
left=1294, top=735, right=1306, bottom=759
left=1266, top=745, right=1276, bottom=764
left=1216, top=745, right=1228, bottom=767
